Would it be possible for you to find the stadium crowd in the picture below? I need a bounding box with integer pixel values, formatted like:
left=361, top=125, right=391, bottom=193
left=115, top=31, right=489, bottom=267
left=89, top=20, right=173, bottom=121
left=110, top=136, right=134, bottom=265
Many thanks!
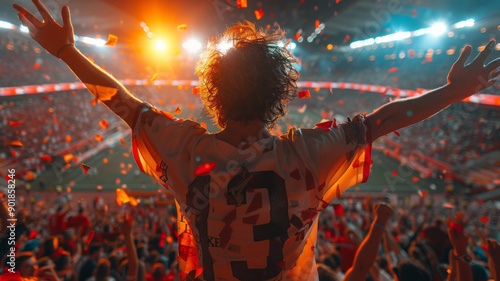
left=0, top=190, right=499, bottom=281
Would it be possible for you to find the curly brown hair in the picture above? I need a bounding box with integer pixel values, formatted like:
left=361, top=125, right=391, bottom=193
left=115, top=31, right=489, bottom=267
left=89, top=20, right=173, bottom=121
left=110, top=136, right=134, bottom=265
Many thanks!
left=195, top=21, right=299, bottom=129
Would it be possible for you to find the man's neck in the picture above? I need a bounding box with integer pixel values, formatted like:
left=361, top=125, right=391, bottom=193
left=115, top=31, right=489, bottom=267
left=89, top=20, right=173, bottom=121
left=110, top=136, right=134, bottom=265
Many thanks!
left=217, top=120, right=271, bottom=148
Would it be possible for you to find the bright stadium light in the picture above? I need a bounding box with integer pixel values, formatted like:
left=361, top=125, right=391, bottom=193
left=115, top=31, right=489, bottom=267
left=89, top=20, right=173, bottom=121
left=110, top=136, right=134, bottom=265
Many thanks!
left=155, top=40, right=167, bottom=51
left=78, top=36, right=106, bottom=46
left=217, top=40, right=233, bottom=53
left=0, top=20, right=16, bottom=30
left=454, top=19, right=475, bottom=29
left=19, top=25, right=29, bottom=33
left=429, top=23, right=447, bottom=35
left=182, top=39, right=202, bottom=53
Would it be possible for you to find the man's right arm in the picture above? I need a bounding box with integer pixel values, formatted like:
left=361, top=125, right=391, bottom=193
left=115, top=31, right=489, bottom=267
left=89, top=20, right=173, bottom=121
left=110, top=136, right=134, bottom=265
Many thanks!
left=59, top=45, right=142, bottom=128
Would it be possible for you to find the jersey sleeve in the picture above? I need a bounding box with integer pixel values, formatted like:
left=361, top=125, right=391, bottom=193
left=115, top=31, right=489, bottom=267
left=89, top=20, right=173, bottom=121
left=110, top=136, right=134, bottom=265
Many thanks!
left=131, top=102, right=205, bottom=197
left=299, top=114, right=372, bottom=204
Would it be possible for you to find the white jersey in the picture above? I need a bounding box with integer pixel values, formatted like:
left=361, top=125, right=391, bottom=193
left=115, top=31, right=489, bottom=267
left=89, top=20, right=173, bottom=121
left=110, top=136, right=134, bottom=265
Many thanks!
left=131, top=102, right=372, bottom=281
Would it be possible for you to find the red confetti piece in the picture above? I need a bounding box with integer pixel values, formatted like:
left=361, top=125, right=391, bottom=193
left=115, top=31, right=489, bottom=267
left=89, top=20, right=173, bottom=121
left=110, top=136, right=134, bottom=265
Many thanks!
left=41, top=96, right=52, bottom=101
left=4, top=139, right=23, bottom=147
left=254, top=8, right=264, bottom=20
left=294, top=32, right=301, bottom=41
left=412, top=10, right=417, bottom=17
left=9, top=121, right=21, bottom=126
left=478, top=199, right=484, bottom=205
left=195, top=162, right=216, bottom=176
left=105, top=34, right=118, bottom=46
left=200, top=122, right=207, bottom=129
left=34, top=63, right=40, bottom=69
left=66, top=135, right=72, bottom=143
left=344, top=35, right=350, bottom=42
left=480, top=216, right=489, bottom=223
left=393, top=131, right=400, bottom=136
left=392, top=171, right=398, bottom=176
left=418, top=190, right=428, bottom=198
left=80, top=163, right=92, bottom=175
left=412, top=177, right=419, bottom=182
left=449, top=221, right=463, bottom=232
left=175, top=106, right=182, bottom=115
left=315, top=20, right=320, bottom=29
left=5, top=175, right=11, bottom=181
left=388, top=67, right=399, bottom=73
left=41, top=155, right=52, bottom=162
left=11, top=151, right=16, bottom=157
left=315, top=119, right=337, bottom=132
left=95, top=135, right=104, bottom=142
left=86, top=230, right=95, bottom=244
left=321, top=113, right=328, bottom=118
left=120, top=138, right=125, bottom=144
left=99, top=120, right=109, bottom=129
left=192, top=87, right=200, bottom=95
left=337, top=100, right=344, bottom=105
left=298, top=90, right=311, bottom=99
left=333, top=204, right=344, bottom=216
left=237, top=0, right=247, bottom=8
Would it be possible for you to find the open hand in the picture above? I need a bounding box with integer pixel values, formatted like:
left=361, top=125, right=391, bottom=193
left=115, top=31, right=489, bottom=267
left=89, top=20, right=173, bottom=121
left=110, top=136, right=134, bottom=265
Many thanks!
left=447, top=212, right=469, bottom=255
left=447, top=40, right=500, bottom=97
left=13, top=0, right=74, bottom=57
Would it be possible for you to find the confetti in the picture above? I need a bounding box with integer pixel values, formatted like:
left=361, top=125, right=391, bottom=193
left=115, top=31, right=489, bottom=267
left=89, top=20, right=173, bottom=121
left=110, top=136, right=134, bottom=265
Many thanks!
left=388, top=67, right=399, bottom=73
left=66, top=135, right=72, bottom=143
left=9, top=121, right=21, bottom=126
left=177, top=24, right=187, bottom=31
left=393, top=131, right=400, bottom=137
left=237, top=0, right=247, bottom=8
left=34, top=63, right=40, bottom=69
left=80, top=163, right=92, bottom=175
left=392, top=171, right=398, bottom=176
left=4, top=140, right=23, bottom=147
left=478, top=199, right=484, bottom=205
left=344, top=35, right=350, bottom=42
left=297, top=104, right=307, bottom=113
left=95, top=135, right=104, bottom=142
left=418, top=190, right=428, bottom=198
left=443, top=202, right=455, bottom=209
left=337, top=100, right=344, bottom=105
left=480, top=216, right=489, bottom=223
left=449, top=221, right=463, bottom=232
left=315, top=20, right=320, bottom=29
left=85, top=84, right=118, bottom=102
left=175, top=106, right=182, bottom=115
left=412, top=177, right=419, bottom=182
left=160, top=110, right=175, bottom=120
left=99, top=120, right=109, bottom=129
left=63, top=154, right=74, bottom=163
left=195, top=162, right=217, bottom=176
left=298, top=90, right=310, bottom=99
left=86, top=230, right=95, bottom=244
left=200, top=122, right=207, bottom=129
left=116, top=188, right=130, bottom=206
left=315, top=119, right=337, bottom=132
left=254, top=9, right=264, bottom=20
left=105, top=34, right=118, bottom=46
left=41, top=155, right=52, bottom=162
left=294, top=32, right=301, bottom=41
left=150, top=73, right=158, bottom=82
left=192, top=87, right=200, bottom=95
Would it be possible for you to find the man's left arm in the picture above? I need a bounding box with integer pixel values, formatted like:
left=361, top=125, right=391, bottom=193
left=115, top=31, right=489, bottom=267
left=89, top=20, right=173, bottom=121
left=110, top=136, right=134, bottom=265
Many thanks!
left=367, top=40, right=500, bottom=141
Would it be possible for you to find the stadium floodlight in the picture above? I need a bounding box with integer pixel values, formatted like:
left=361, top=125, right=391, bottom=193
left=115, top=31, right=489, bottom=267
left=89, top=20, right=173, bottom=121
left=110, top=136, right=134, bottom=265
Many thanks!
left=20, top=25, right=29, bottom=33
left=78, top=36, right=106, bottom=47
left=0, top=20, right=16, bottom=30
left=182, top=39, right=202, bottom=53
left=454, top=19, right=475, bottom=29
left=429, top=23, right=447, bottom=35
left=155, top=40, right=167, bottom=51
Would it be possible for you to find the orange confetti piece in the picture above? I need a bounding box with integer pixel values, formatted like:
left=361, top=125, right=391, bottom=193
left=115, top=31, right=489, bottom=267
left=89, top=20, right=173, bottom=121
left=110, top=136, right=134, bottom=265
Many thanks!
left=192, top=87, right=200, bottom=95
left=86, top=230, right=95, bottom=244
left=63, top=154, right=74, bottom=163
left=123, top=153, right=130, bottom=158
left=99, top=120, right=109, bottom=129
left=388, top=67, right=398, bottom=73
left=200, top=122, right=207, bottom=129
left=120, top=138, right=125, bottom=143
left=160, top=110, right=175, bottom=120
left=34, top=63, right=40, bottom=69
left=344, top=35, right=350, bottom=42
left=315, top=20, right=320, bottom=29
left=187, top=104, right=196, bottom=110
left=177, top=24, right=187, bottom=31
left=95, top=135, right=104, bottom=142
left=66, top=135, right=72, bottom=143
left=103, top=158, right=108, bottom=164
left=84, top=84, right=119, bottom=102
left=418, top=190, right=428, bottom=198
left=237, top=0, right=247, bottom=8
left=80, top=163, right=92, bottom=175
left=254, top=8, right=264, bottom=20
left=175, top=106, right=182, bottom=115
left=9, top=121, right=21, bottom=126
left=116, top=188, right=130, bottom=206
left=4, top=140, right=23, bottom=147
left=298, top=90, right=311, bottom=99
left=195, top=162, right=217, bottom=176
left=105, top=34, right=118, bottom=46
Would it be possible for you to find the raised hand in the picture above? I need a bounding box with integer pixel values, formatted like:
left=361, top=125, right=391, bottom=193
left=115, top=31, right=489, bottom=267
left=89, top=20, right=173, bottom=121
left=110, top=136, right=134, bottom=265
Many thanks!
left=487, top=239, right=500, bottom=281
left=447, top=212, right=469, bottom=255
left=447, top=40, right=500, bottom=96
left=13, top=0, right=74, bottom=57
left=373, top=202, right=394, bottom=226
